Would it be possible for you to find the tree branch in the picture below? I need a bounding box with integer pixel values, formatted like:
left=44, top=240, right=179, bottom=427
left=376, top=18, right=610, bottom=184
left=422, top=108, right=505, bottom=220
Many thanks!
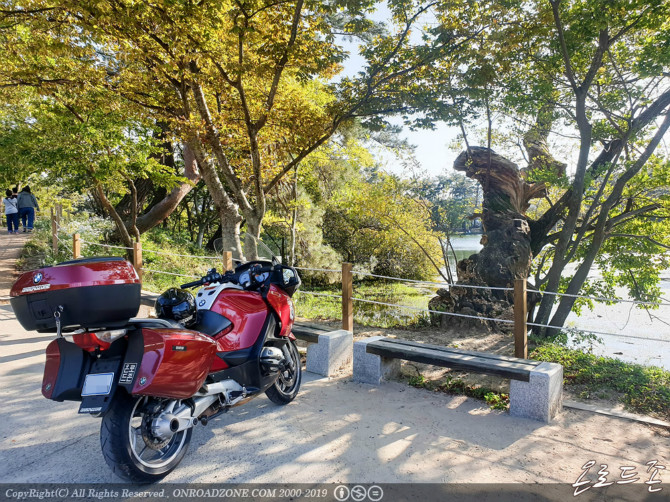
left=257, top=0, right=304, bottom=130
left=608, top=234, right=670, bottom=250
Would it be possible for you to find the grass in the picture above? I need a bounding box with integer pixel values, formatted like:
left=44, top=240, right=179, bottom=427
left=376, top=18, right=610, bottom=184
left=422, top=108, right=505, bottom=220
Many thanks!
left=408, top=374, right=510, bottom=411
left=138, top=229, right=223, bottom=293
left=532, top=343, right=670, bottom=421
left=295, top=281, right=435, bottom=328
left=15, top=219, right=62, bottom=271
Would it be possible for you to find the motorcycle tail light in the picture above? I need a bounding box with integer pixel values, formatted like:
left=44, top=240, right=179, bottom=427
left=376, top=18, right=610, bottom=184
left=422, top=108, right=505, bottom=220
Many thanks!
left=95, top=329, right=127, bottom=344
left=72, top=329, right=127, bottom=351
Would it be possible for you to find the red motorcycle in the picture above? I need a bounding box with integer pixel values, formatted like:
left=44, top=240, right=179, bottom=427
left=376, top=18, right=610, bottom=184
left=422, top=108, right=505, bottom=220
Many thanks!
left=10, top=256, right=302, bottom=482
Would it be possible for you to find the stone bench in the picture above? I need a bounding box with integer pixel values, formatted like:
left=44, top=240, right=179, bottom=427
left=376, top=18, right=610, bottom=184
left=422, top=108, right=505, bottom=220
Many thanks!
left=354, top=336, right=562, bottom=423
left=292, top=324, right=353, bottom=377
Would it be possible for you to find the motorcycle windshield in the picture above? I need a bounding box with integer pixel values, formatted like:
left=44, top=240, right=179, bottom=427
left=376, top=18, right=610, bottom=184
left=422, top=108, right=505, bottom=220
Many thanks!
left=213, top=232, right=279, bottom=264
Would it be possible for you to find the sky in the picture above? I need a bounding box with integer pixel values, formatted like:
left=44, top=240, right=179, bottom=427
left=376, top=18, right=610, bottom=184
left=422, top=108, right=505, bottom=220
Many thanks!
left=379, top=121, right=461, bottom=178
left=337, top=4, right=463, bottom=179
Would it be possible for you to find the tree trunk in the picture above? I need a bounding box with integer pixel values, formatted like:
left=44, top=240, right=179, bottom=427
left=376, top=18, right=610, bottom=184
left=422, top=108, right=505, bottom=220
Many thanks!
left=186, top=138, right=244, bottom=259
left=134, top=144, right=201, bottom=233
left=244, top=215, right=262, bottom=261
left=428, top=147, right=544, bottom=330
left=196, top=224, right=206, bottom=249
left=219, top=216, right=243, bottom=259
left=289, top=167, right=298, bottom=266
left=206, top=225, right=221, bottom=251
left=94, top=182, right=134, bottom=252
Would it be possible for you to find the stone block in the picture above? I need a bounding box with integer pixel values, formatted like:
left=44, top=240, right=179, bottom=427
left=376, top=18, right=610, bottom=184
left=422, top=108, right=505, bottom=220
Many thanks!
left=509, top=361, right=563, bottom=423
left=352, top=336, right=401, bottom=385
left=305, top=329, right=353, bottom=377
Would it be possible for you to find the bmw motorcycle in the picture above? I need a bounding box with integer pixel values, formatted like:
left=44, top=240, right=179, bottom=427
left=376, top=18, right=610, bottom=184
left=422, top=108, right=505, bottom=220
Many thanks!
left=10, top=254, right=302, bottom=482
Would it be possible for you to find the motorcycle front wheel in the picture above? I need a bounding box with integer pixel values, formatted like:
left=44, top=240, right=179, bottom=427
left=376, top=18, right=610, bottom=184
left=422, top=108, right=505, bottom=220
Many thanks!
left=101, top=393, right=192, bottom=483
left=265, top=339, right=302, bottom=405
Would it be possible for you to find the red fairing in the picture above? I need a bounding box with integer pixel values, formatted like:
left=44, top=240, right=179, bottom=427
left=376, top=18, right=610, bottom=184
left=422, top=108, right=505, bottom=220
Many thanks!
left=42, top=339, right=60, bottom=399
left=133, top=329, right=217, bottom=399
left=210, top=290, right=268, bottom=351
left=10, top=259, right=139, bottom=297
left=266, top=285, right=294, bottom=337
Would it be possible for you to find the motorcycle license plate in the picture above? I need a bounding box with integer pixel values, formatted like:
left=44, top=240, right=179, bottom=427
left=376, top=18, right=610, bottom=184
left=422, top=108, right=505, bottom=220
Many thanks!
left=82, top=373, right=114, bottom=396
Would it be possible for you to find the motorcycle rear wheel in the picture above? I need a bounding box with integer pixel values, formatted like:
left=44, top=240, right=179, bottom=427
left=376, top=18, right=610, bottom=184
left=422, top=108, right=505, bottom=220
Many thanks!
left=101, top=393, right=192, bottom=482
left=265, top=339, right=302, bottom=404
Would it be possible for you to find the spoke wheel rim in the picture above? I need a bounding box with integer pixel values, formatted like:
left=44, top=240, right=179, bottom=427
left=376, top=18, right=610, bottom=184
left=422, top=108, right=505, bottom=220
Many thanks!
left=128, top=398, right=188, bottom=470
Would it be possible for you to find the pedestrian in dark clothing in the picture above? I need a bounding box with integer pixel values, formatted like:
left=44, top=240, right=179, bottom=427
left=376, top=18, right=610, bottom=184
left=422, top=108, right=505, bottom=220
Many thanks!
left=3, top=189, right=19, bottom=234
left=17, top=186, right=39, bottom=232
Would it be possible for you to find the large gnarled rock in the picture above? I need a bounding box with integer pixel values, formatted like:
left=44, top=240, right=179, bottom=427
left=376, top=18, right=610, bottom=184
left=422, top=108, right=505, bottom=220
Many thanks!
left=430, top=147, right=544, bottom=330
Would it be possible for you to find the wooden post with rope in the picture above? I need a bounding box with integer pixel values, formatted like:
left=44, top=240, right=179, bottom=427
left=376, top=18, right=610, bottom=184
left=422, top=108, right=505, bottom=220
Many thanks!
left=514, top=278, right=528, bottom=358
left=133, top=241, right=143, bottom=281
left=51, top=208, right=58, bottom=256
left=223, top=251, right=233, bottom=272
left=73, top=233, right=81, bottom=259
left=342, top=262, right=353, bottom=332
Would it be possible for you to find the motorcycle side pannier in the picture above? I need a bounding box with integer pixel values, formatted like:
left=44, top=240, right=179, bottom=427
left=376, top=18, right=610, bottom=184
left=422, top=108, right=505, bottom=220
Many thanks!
left=10, top=257, right=141, bottom=332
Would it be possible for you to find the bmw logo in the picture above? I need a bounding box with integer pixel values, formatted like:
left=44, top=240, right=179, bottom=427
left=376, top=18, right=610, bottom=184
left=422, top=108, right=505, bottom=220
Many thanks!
left=33, top=272, right=43, bottom=284
left=198, top=299, right=206, bottom=307
left=139, top=377, right=147, bottom=385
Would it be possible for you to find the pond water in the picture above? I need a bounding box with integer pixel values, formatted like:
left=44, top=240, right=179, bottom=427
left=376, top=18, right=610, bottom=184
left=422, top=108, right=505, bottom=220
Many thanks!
left=443, top=235, right=670, bottom=370
left=445, top=234, right=483, bottom=271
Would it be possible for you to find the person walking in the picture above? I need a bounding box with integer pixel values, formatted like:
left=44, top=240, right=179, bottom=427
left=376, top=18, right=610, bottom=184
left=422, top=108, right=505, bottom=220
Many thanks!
left=3, top=189, right=19, bottom=234
left=17, top=186, right=39, bottom=232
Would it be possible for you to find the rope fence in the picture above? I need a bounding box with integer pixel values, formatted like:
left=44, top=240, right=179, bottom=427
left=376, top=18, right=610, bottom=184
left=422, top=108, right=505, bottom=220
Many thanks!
left=46, top=205, right=670, bottom=356
left=294, top=266, right=341, bottom=274
left=296, top=290, right=670, bottom=343
left=349, top=296, right=515, bottom=325
left=526, top=322, right=670, bottom=344
left=297, top=291, right=343, bottom=300
left=352, top=271, right=515, bottom=292
left=538, top=289, right=670, bottom=307
left=143, top=248, right=220, bottom=260
left=141, top=268, right=199, bottom=279
left=79, top=239, right=133, bottom=251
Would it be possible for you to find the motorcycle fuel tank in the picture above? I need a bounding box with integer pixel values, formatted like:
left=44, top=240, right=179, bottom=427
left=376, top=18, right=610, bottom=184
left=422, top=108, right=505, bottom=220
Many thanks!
left=208, top=289, right=269, bottom=350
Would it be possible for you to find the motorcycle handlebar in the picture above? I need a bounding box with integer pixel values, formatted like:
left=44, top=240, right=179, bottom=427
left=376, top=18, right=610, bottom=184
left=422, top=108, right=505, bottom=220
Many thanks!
left=180, top=272, right=224, bottom=289
left=180, top=264, right=274, bottom=290
left=180, top=279, right=203, bottom=289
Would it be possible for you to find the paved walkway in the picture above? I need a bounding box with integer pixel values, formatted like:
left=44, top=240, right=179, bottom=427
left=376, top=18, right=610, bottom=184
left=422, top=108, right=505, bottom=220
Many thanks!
left=0, top=232, right=28, bottom=299
left=0, top=236, right=668, bottom=497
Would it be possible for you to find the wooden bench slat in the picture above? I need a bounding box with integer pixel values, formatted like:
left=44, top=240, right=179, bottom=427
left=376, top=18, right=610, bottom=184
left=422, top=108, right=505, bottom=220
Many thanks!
left=292, top=324, right=327, bottom=343
left=367, top=338, right=534, bottom=382
left=382, top=338, right=541, bottom=366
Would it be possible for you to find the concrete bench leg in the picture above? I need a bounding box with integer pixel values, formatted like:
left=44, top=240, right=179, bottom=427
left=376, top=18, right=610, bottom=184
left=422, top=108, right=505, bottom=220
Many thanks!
left=353, top=336, right=400, bottom=385
left=510, top=362, right=563, bottom=423
left=305, top=330, right=353, bottom=377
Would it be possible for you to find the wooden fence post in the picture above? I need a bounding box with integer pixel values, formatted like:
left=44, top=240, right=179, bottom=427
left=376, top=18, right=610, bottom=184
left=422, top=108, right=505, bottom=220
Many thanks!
left=342, top=262, right=353, bottom=332
left=514, top=278, right=528, bottom=358
left=51, top=208, right=58, bottom=256
left=223, top=251, right=233, bottom=271
left=133, top=241, right=143, bottom=281
left=73, top=233, right=81, bottom=259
